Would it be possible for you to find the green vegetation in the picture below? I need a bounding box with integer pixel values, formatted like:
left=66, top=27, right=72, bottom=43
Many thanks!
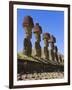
left=17, top=52, right=39, bottom=63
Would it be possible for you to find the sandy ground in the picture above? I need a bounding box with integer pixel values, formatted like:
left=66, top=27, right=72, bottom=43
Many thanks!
left=17, top=72, right=64, bottom=80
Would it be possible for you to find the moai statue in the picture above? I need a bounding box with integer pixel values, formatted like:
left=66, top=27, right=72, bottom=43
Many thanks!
left=49, top=35, right=56, bottom=61
left=22, top=16, right=34, bottom=56
left=59, top=55, right=63, bottom=64
left=43, top=33, right=50, bottom=59
left=53, top=45, right=58, bottom=62
left=60, top=55, right=64, bottom=64
left=33, top=23, right=42, bottom=57
left=62, top=58, right=64, bottom=64
left=62, top=56, right=64, bottom=64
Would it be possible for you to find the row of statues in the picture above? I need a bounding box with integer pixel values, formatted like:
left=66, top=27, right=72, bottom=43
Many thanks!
left=22, top=16, right=64, bottom=63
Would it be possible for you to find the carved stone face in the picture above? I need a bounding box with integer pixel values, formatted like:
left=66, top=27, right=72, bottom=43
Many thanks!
left=50, top=42, right=54, bottom=49
left=34, top=33, right=41, bottom=42
left=44, top=39, right=48, bottom=47
left=33, top=23, right=42, bottom=42
left=24, top=27, right=32, bottom=32
left=23, top=16, right=34, bottom=28
left=24, top=27, right=32, bottom=39
left=49, top=35, right=56, bottom=43
left=25, top=33, right=32, bottom=39
left=23, top=16, right=34, bottom=39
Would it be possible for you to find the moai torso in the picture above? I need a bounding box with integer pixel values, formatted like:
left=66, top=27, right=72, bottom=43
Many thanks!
left=59, top=55, right=64, bottom=64
left=24, top=38, right=32, bottom=56
left=22, top=16, right=34, bottom=56
left=43, top=33, right=50, bottom=59
left=33, top=23, right=42, bottom=57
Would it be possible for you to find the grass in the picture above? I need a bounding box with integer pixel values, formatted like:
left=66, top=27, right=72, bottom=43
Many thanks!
left=17, top=52, right=39, bottom=63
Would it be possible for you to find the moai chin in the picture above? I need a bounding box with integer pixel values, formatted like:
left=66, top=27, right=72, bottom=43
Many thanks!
left=43, top=33, right=50, bottom=59
left=22, top=16, right=34, bottom=56
left=33, top=23, right=42, bottom=57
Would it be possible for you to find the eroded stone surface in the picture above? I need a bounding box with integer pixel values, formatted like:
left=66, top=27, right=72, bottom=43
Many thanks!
left=17, top=72, right=64, bottom=80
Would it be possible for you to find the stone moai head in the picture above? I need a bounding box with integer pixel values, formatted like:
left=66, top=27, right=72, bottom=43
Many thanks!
left=33, top=23, right=42, bottom=42
left=49, top=35, right=56, bottom=49
left=23, top=16, right=34, bottom=39
left=43, top=33, right=50, bottom=47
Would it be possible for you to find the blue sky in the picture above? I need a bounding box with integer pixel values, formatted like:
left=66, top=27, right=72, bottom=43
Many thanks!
left=17, top=9, right=64, bottom=54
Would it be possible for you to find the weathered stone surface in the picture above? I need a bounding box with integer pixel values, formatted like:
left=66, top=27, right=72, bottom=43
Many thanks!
left=18, top=16, right=64, bottom=81
left=33, top=23, right=42, bottom=57
left=23, top=38, right=32, bottom=56
left=43, top=33, right=50, bottom=59
left=53, top=46, right=58, bottom=62
left=17, top=72, right=64, bottom=80
left=35, top=41, right=41, bottom=57
left=23, top=16, right=34, bottom=28
left=23, top=16, right=34, bottom=56
left=44, top=47, right=49, bottom=59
